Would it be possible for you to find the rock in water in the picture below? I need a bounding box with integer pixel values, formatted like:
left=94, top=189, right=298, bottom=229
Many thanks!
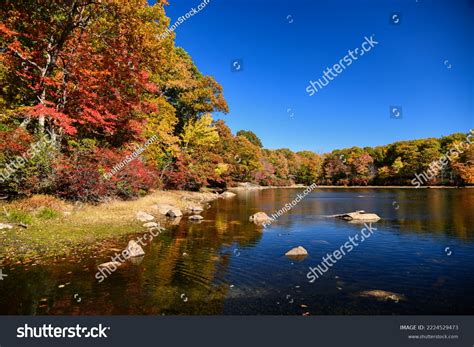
left=285, top=246, right=308, bottom=258
left=129, top=255, right=144, bottom=265
left=125, top=240, right=145, bottom=257
left=187, top=205, right=204, bottom=214
left=220, top=191, right=236, bottom=199
left=136, top=211, right=155, bottom=222
left=327, top=210, right=380, bottom=222
left=188, top=215, right=204, bottom=221
left=153, top=203, right=175, bottom=215
left=249, top=212, right=271, bottom=223
left=343, top=211, right=380, bottom=221
left=166, top=208, right=183, bottom=218
left=356, top=290, right=406, bottom=302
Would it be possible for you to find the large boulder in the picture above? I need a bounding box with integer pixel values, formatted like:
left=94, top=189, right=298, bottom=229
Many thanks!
left=220, top=191, right=236, bottom=199
left=125, top=240, right=145, bottom=258
left=249, top=212, right=271, bottom=223
left=326, top=210, right=381, bottom=222
left=136, top=211, right=155, bottom=222
left=166, top=208, right=183, bottom=218
left=285, top=246, right=308, bottom=258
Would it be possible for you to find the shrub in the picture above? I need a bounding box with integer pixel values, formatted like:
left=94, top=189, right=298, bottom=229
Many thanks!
left=53, top=146, right=158, bottom=202
left=10, top=194, right=69, bottom=213
left=0, top=129, right=57, bottom=198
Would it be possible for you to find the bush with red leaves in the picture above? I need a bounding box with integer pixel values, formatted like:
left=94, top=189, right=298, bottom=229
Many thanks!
left=53, top=147, right=158, bottom=202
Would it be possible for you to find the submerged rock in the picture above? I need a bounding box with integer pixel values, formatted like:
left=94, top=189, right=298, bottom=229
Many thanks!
left=98, top=261, right=123, bottom=271
left=129, top=255, right=144, bottom=265
left=249, top=212, right=271, bottom=223
left=220, top=191, right=236, bottom=199
left=166, top=208, right=183, bottom=218
left=285, top=246, right=308, bottom=258
left=356, top=290, right=406, bottom=302
left=125, top=240, right=145, bottom=258
left=187, top=205, right=204, bottom=214
left=188, top=215, right=204, bottom=221
left=136, top=211, right=155, bottom=222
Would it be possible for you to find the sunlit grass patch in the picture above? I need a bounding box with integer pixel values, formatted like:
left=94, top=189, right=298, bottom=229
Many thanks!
left=4, top=209, right=33, bottom=225
left=36, top=207, right=60, bottom=220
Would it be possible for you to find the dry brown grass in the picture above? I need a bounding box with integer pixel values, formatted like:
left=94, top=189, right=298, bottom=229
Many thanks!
left=9, top=194, right=71, bottom=213
left=73, top=190, right=217, bottom=225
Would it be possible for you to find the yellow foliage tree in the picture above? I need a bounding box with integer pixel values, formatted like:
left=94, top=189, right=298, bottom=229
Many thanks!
left=181, top=113, right=219, bottom=152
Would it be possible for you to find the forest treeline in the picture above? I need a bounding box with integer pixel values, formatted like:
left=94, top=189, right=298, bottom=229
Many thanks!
left=1, top=1, right=472, bottom=202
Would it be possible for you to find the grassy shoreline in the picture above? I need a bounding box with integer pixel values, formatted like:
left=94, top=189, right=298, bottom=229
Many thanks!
left=0, top=190, right=218, bottom=264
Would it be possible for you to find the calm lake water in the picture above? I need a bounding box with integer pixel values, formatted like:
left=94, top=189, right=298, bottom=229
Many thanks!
left=1, top=188, right=473, bottom=315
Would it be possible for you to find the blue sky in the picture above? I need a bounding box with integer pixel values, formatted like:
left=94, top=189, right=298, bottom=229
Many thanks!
left=151, top=0, right=473, bottom=153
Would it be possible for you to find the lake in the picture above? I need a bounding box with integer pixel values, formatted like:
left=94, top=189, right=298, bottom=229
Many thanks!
left=1, top=188, right=473, bottom=315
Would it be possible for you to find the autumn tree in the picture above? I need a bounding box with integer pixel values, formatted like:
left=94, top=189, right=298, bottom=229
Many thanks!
left=236, top=130, right=263, bottom=148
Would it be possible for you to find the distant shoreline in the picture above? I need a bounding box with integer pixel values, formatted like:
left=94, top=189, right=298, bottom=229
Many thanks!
left=230, top=184, right=473, bottom=190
